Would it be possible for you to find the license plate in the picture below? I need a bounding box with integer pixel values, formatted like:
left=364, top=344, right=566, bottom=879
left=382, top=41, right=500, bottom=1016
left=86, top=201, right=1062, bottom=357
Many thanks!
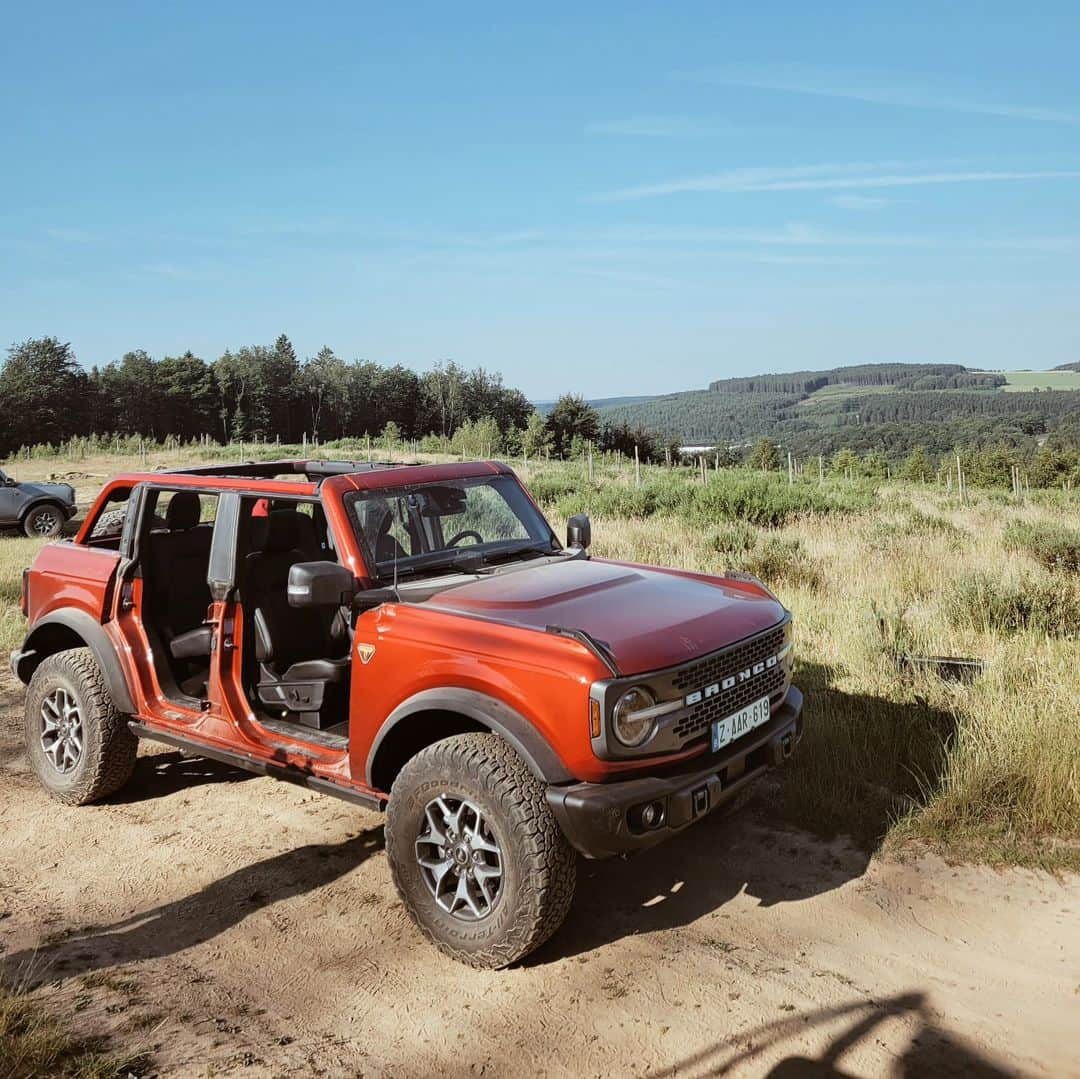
left=711, top=695, right=771, bottom=752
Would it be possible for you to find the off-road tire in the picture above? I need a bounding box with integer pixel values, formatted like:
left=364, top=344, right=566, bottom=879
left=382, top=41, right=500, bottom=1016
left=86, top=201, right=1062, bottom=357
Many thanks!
left=386, top=733, right=576, bottom=969
left=24, top=648, right=138, bottom=805
left=23, top=502, right=64, bottom=538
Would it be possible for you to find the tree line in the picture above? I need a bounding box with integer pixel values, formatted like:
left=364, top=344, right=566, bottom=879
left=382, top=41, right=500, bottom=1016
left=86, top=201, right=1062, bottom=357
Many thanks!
left=0, top=337, right=678, bottom=465
left=0, top=337, right=536, bottom=456
left=707, top=362, right=1005, bottom=395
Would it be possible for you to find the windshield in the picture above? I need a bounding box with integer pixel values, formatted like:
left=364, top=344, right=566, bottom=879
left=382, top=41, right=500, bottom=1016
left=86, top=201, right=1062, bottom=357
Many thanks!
left=347, top=474, right=559, bottom=579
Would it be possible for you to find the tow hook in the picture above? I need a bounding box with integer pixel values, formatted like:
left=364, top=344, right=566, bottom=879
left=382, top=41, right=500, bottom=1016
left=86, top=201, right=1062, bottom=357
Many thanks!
left=781, top=733, right=793, bottom=759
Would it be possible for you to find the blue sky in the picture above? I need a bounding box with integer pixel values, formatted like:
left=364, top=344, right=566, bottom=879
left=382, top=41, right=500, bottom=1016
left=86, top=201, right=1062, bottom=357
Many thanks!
left=2, top=1, right=1078, bottom=399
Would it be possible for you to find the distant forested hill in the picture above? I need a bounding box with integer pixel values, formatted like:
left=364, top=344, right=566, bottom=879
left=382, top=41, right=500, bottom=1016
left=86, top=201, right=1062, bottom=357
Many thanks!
left=598, top=363, right=1080, bottom=456
left=707, top=363, right=1005, bottom=395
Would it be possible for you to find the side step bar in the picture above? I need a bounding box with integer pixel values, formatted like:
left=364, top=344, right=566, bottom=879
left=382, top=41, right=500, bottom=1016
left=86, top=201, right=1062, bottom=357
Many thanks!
left=128, top=721, right=386, bottom=812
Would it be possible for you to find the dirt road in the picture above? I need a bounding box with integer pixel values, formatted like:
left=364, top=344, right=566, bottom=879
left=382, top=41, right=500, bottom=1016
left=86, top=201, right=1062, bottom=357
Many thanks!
left=0, top=670, right=1076, bottom=1078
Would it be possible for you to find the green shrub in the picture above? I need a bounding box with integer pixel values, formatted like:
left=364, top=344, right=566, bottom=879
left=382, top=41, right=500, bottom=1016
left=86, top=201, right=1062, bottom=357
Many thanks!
left=945, top=572, right=1080, bottom=638
left=688, top=474, right=874, bottom=528
left=528, top=469, right=874, bottom=526
left=735, top=535, right=824, bottom=591
left=1003, top=520, right=1080, bottom=574
left=710, top=521, right=759, bottom=556
left=904, top=509, right=965, bottom=541
left=524, top=473, right=585, bottom=507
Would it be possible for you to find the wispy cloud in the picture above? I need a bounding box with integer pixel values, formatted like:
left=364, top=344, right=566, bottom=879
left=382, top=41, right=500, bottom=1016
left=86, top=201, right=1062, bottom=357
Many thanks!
left=830, top=195, right=892, bottom=210
left=677, top=66, right=1079, bottom=125
left=596, top=163, right=1080, bottom=202
left=587, top=114, right=731, bottom=138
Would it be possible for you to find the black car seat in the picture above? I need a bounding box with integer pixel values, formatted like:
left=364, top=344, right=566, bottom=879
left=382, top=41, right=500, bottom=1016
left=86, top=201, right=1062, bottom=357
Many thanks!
left=250, top=503, right=324, bottom=560
left=147, top=491, right=214, bottom=661
left=359, top=497, right=416, bottom=564
left=245, top=509, right=350, bottom=728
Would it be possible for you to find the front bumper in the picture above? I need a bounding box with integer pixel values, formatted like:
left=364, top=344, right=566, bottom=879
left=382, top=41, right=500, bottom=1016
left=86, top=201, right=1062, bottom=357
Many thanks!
left=547, top=686, right=803, bottom=859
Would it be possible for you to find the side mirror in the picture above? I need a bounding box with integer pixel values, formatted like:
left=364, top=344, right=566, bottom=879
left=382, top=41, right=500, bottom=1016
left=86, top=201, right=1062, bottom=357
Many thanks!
left=287, top=561, right=356, bottom=607
left=566, top=513, right=591, bottom=550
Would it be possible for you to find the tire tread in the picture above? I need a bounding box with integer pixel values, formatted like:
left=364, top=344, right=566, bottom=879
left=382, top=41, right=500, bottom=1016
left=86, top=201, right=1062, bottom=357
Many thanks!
left=386, top=733, right=575, bottom=969
left=25, top=648, right=137, bottom=805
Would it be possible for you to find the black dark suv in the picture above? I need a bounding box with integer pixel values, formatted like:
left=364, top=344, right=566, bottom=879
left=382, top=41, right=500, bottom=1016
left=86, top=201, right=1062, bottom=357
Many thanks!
left=0, top=469, right=78, bottom=537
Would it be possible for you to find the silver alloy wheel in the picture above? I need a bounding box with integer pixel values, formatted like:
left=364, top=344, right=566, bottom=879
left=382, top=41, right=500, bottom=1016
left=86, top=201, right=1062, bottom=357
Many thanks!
left=40, top=687, right=83, bottom=774
left=415, top=795, right=504, bottom=920
left=32, top=509, right=59, bottom=535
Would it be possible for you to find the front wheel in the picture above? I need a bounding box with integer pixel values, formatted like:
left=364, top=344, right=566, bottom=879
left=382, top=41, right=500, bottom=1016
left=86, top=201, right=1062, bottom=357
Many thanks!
left=24, top=648, right=138, bottom=805
left=386, top=733, right=576, bottom=969
left=23, top=502, right=64, bottom=538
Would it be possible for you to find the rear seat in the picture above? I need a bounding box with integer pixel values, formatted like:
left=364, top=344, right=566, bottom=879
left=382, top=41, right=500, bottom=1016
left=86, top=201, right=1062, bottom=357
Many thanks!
left=147, top=492, right=214, bottom=657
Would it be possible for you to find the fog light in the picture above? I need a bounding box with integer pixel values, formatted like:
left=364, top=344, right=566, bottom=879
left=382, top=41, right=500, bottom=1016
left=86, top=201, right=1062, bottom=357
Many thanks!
left=631, top=799, right=666, bottom=832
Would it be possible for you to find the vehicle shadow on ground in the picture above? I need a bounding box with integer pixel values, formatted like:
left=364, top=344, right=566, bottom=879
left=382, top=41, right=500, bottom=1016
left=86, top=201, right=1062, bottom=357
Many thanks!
left=533, top=808, right=870, bottom=965
left=1, top=828, right=384, bottom=989
left=108, top=750, right=257, bottom=803
left=534, top=661, right=956, bottom=964
left=641, top=991, right=1014, bottom=1078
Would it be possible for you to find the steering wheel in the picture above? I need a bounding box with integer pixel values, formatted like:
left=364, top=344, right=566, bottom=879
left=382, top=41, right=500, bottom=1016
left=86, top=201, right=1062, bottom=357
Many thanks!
left=446, top=529, right=483, bottom=548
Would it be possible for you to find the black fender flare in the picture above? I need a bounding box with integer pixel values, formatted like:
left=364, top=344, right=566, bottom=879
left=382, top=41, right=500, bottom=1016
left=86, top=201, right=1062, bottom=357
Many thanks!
left=13, top=609, right=136, bottom=714
left=18, top=495, right=68, bottom=523
left=366, top=687, right=574, bottom=788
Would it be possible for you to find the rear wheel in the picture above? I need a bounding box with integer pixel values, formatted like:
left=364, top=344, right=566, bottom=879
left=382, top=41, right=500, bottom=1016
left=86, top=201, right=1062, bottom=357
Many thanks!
left=386, top=733, right=576, bottom=969
left=23, top=502, right=64, bottom=538
left=24, top=649, right=138, bottom=805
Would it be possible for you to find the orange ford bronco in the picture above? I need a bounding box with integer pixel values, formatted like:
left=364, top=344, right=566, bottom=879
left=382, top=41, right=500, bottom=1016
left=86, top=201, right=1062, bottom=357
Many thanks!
left=12, top=459, right=801, bottom=967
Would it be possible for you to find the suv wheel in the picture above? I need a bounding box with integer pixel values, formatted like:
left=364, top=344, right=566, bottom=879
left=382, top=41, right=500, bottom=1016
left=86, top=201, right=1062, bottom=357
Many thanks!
left=386, top=733, right=576, bottom=969
left=23, top=502, right=64, bottom=538
left=24, top=649, right=138, bottom=805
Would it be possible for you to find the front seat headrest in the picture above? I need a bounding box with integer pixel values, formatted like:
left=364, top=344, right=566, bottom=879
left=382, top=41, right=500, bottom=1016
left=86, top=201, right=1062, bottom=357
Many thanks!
left=262, top=510, right=305, bottom=554
left=165, top=491, right=202, bottom=531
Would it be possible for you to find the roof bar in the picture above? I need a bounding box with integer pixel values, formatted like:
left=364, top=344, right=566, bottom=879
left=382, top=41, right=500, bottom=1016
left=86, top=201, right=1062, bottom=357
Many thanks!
left=166, top=459, right=421, bottom=480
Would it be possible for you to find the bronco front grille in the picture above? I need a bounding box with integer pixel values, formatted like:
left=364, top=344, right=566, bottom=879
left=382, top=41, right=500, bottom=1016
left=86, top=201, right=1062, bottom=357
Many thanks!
left=670, top=625, right=788, bottom=744
left=590, top=618, right=793, bottom=760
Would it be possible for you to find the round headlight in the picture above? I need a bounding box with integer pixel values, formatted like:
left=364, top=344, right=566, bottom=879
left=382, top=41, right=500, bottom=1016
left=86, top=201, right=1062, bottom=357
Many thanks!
left=612, top=686, right=657, bottom=748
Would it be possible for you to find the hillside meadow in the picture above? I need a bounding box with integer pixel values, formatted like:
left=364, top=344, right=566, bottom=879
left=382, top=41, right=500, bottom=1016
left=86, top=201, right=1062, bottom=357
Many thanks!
left=1, top=444, right=1077, bottom=871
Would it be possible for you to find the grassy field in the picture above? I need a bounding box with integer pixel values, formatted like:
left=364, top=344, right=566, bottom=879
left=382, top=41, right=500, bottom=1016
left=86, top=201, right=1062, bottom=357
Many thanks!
left=1000, top=369, right=1080, bottom=392
left=2, top=446, right=1078, bottom=871
left=797, top=382, right=900, bottom=406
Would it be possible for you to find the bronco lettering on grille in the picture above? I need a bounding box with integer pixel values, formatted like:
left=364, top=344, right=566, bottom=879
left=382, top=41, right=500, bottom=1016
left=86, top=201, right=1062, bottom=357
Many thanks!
left=684, top=653, right=779, bottom=707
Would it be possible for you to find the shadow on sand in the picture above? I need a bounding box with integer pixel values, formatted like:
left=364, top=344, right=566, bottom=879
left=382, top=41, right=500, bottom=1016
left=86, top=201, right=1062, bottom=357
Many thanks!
left=530, top=659, right=957, bottom=963
left=642, top=991, right=1015, bottom=1078
left=108, top=749, right=257, bottom=803
left=2, top=828, right=384, bottom=988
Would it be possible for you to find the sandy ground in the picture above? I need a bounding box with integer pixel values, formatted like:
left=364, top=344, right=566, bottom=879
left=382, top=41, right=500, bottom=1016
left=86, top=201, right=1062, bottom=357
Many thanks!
left=0, top=669, right=1077, bottom=1079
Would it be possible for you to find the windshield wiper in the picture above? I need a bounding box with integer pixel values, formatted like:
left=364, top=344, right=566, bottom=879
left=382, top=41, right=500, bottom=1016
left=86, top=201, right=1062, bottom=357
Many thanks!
left=455, top=542, right=555, bottom=573
left=378, top=541, right=555, bottom=581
